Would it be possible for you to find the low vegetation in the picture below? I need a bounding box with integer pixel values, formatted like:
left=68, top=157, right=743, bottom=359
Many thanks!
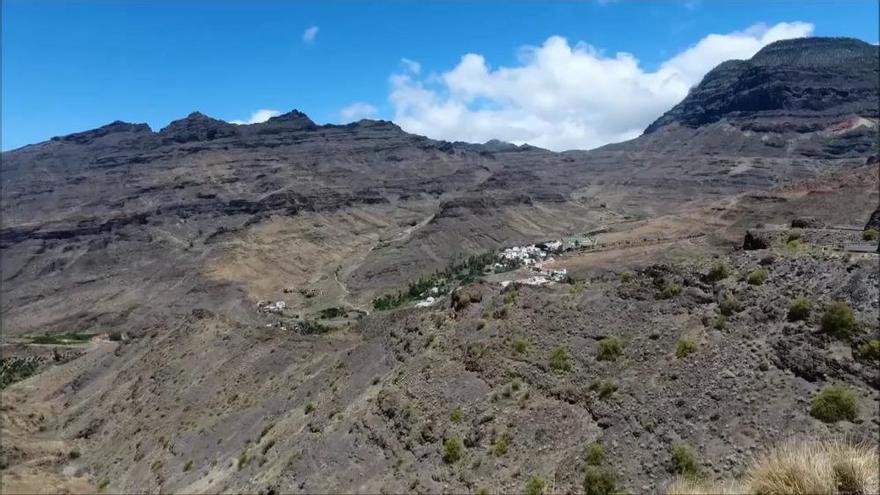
left=719, top=295, right=740, bottom=316
left=857, top=339, right=880, bottom=362
left=513, top=339, right=528, bottom=354
left=584, top=466, right=619, bottom=495
left=820, top=302, right=857, bottom=338
left=549, top=346, right=571, bottom=372
left=589, top=380, right=618, bottom=399
left=810, top=385, right=859, bottom=423
left=493, top=432, right=511, bottom=456
left=526, top=475, right=546, bottom=495
left=596, top=336, right=623, bottom=361
left=746, top=268, right=768, bottom=285
left=668, top=440, right=879, bottom=495
left=660, top=283, right=682, bottom=299
left=706, top=262, right=730, bottom=282
left=675, top=338, right=696, bottom=359
left=670, top=444, right=699, bottom=478
left=450, top=406, right=463, bottom=423
left=318, top=307, right=346, bottom=319
left=862, top=228, right=879, bottom=241
left=787, top=297, right=813, bottom=322
left=443, top=437, right=463, bottom=464
left=30, top=332, right=94, bottom=345
left=0, top=357, right=41, bottom=389
left=584, top=442, right=604, bottom=466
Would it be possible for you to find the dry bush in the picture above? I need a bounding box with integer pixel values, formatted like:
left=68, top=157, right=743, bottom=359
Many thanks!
left=665, top=439, right=878, bottom=495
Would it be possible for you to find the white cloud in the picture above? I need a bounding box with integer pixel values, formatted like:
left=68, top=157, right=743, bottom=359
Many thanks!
left=303, top=26, right=319, bottom=44
left=340, top=102, right=378, bottom=121
left=389, top=22, right=813, bottom=151
left=401, top=58, right=422, bottom=74
left=229, top=109, right=282, bottom=125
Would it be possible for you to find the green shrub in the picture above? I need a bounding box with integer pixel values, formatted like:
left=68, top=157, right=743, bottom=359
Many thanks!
left=97, top=480, right=110, bottom=492
left=857, top=340, right=880, bottom=362
left=584, top=442, right=604, bottom=466
left=863, top=228, right=880, bottom=241
left=237, top=451, right=248, bottom=469
left=670, top=444, right=699, bottom=478
left=785, top=239, right=802, bottom=250
left=549, top=346, right=571, bottom=372
left=660, top=283, right=682, bottom=299
left=676, top=338, right=696, bottom=359
left=821, top=302, right=857, bottom=338
left=589, top=380, right=618, bottom=399
left=513, top=339, right=528, bottom=354
left=526, top=475, right=546, bottom=495
left=786, top=229, right=802, bottom=243
left=810, top=385, right=859, bottom=423
left=68, top=450, right=81, bottom=459
left=183, top=460, right=193, bottom=472
left=747, top=268, right=768, bottom=285
left=713, top=315, right=727, bottom=331
left=584, top=466, right=618, bottom=495
left=787, top=297, right=813, bottom=322
left=597, top=336, right=623, bottom=361
left=494, top=432, right=510, bottom=456
left=706, top=262, right=729, bottom=282
left=719, top=295, right=740, bottom=316
left=151, top=460, right=163, bottom=473
left=304, top=402, right=315, bottom=414
left=450, top=406, right=463, bottom=424
left=620, top=272, right=633, bottom=283
left=443, top=437, right=463, bottom=464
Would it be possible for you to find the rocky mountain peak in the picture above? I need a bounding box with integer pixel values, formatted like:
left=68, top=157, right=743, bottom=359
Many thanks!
left=159, top=111, right=239, bottom=143
left=644, top=37, right=880, bottom=134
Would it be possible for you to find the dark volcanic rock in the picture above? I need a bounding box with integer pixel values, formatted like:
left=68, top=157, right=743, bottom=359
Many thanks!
left=645, top=38, right=879, bottom=133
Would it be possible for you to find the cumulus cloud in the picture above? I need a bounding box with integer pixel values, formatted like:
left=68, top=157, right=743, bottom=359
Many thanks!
left=303, top=26, right=319, bottom=44
left=389, top=22, right=813, bottom=151
left=340, top=102, right=378, bottom=121
left=229, top=109, right=281, bottom=125
left=401, top=58, right=422, bottom=74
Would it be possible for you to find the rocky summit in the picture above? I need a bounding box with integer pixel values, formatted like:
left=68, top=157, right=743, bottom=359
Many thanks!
left=1, top=37, right=878, bottom=494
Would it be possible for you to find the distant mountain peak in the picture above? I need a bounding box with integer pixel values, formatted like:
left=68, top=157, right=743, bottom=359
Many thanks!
left=644, top=36, right=879, bottom=134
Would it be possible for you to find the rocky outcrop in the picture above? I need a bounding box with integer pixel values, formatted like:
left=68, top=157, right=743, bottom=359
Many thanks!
left=645, top=38, right=879, bottom=134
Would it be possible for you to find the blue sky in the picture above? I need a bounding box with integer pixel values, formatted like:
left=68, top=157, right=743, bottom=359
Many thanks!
left=2, top=0, right=878, bottom=151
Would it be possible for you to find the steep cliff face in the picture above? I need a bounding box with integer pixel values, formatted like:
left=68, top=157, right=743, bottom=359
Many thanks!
left=645, top=37, right=879, bottom=133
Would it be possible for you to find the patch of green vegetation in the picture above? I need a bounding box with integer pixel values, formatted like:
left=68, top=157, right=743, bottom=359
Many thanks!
left=857, top=340, right=880, bottom=362
left=620, top=272, right=633, bottom=283
left=747, top=268, right=768, bottom=285
left=304, top=402, right=315, bottom=414
left=68, top=450, right=81, bottom=459
left=513, top=339, right=528, bottom=354
left=151, top=460, right=163, bottom=473
left=476, top=488, right=490, bottom=495
left=713, top=315, right=727, bottom=331
left=785, top=239, right=802, bottom=250
left=787, top=297, right=813, bottom=322
left=811, top=385, right=859, bottom=423
left=597, top=337, right=623, bottom=362
left=675, top=338, right=696, bottom=359
left=30, top=332, right=94, bottom=345
left=584, top=442, right=604, bottom=466
left=504, top=289, right=519, bottom=305
left=670, top=444, right=699, bottom=478
left=526, top=475, right=546, bottom=495
left=373, top=252, right=502, bottom=310
left=589, top=380, right=618, bottom=399
left=863, top=228, right=879, bottom=241
left=786, top=229, right=802, bottom=243
left=425, top=334, right=437, bottom=348
left=493, top=432, right=510, bottom=456
left=0, top=357, right=41, bottom=389
left=298, top=320, right=332, bottom=335
left=443, top=437, right=463, bottom=464
left=719, top=295, right=740, bottom=316
left=660, top=283, right=682, bottom=299
left=549, top=346, right=571, bottom=372
left=318, top=307, right=347, bottom=319
left=584, top=466, right=619, bottom=495
left=97, top=480, right=110, bottom=492
left=183, top=460, right=193, bottom=472
left=450, top=406, right=463, bottom=424
left=706, top=262, right=729, bottom=283
left=821, top=301, right=857, bottom=338
left=237, top=451, right=249, bottom=470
